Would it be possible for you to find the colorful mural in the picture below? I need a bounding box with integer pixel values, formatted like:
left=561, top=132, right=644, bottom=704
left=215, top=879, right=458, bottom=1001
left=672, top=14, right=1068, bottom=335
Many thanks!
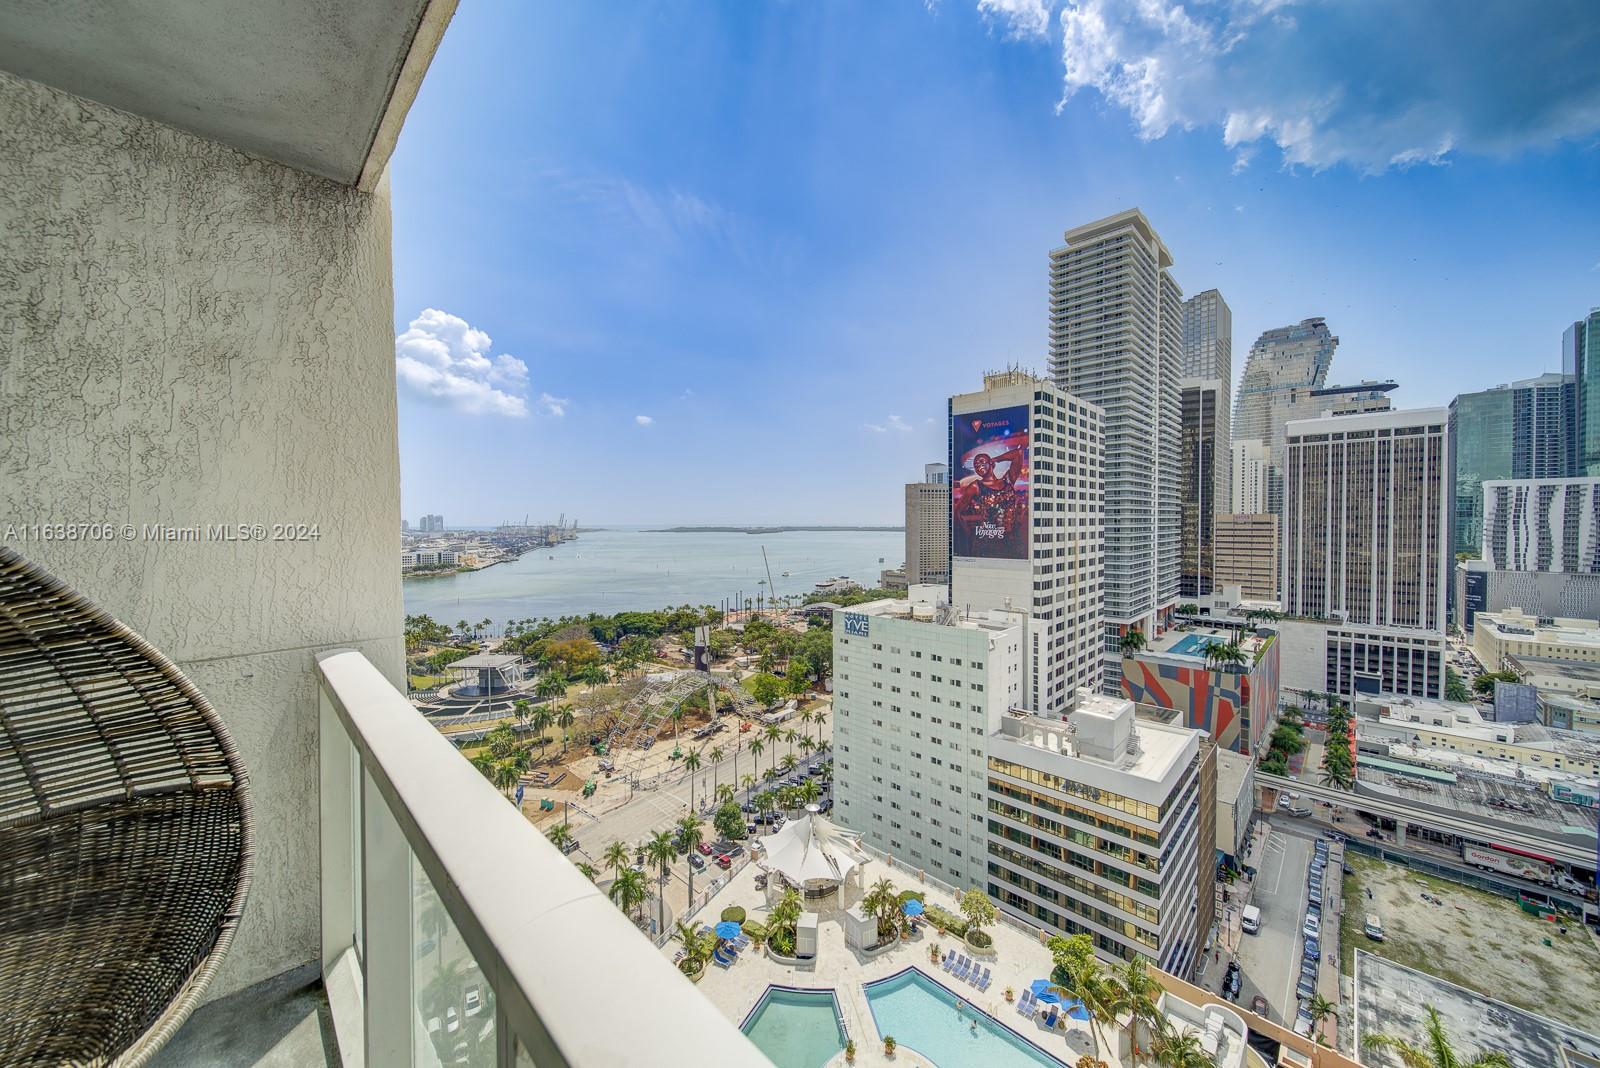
left=1120, top=636, right=1279, bottom=755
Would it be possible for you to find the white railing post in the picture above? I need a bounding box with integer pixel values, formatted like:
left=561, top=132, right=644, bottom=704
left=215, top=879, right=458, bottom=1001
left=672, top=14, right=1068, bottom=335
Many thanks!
left=362, top=768, right=414, bottom=1067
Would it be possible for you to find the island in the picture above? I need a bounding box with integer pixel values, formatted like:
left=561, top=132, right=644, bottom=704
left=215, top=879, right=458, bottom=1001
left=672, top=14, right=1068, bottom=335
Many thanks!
left=645, top=525, right=905, bottom=534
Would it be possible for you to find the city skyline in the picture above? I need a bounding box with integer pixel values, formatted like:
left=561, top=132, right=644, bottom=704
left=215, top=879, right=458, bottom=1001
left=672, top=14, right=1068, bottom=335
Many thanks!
left=391, top=1, right=1600, bottom=525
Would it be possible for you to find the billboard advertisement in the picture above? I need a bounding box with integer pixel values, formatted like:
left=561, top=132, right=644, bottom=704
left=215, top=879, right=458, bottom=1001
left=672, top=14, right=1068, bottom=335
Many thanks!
left=951, top=405, right=1029, bottom=559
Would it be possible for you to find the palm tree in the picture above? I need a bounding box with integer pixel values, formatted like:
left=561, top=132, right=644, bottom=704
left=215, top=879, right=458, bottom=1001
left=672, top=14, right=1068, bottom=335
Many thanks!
left=798, top=778, right=822, bottom=806
left=554, top=704, right=575, bottom=753
left=862, top=877, right=900, bottom=942
left=778, top=753, right=799, bottom=776
left=673, top=920, right=716, bottom=974
left=715, top=782, right=735, bottom=806
left=456, top=619, right=470, bottom=640
left=709, top=745, right=725, bottom=796
left=535, top=672, right=567, bottom=701
left=763, top=723, right=783, bottom=778
left=683, top=750, right=703, bottom=812
left=575, top=861, right=599, bottom=883
left=609, top=866, right=649, bottom=923
left=749, top=738, right=765, bottom=779
left=1119, top=628, right=1147, bottom=655
left=493, top=761, right=519, bottom=798
left=1152, top=1025, right=1212, bottom=1068
left=676, top=813, right=704, bottom=855
left=1117, top=956, right=1164, bottom=1059
left=603, top=840, right=630, bottom=883
left=545, top=822, right=573, bottom=852
left=512, top=697, right=533, bottom=730
left=1363, top=1005, right=1513, bottom=1068
left=1050, top=952, right=1123, bottom=1061
left=1307, top=994, right=1338, bottom=1043
left=645, top=830, right=676, bottom=931
left=530, top=706, right=554, bottom=761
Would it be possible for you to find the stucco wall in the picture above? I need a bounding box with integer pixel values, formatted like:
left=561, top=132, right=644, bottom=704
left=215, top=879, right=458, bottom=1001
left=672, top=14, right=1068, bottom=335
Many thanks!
left=0, top=70, right=404, bottom=1000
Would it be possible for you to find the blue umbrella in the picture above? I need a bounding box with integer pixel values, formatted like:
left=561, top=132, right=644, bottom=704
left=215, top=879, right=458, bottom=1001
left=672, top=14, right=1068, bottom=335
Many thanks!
left=1062, top=999, right=1091, bottom=1021
left=715, top=920, right=743, bottom=940
left=1028, top=979, right=1062, bottom=1005
left=902, top=899, right=925, bottom=916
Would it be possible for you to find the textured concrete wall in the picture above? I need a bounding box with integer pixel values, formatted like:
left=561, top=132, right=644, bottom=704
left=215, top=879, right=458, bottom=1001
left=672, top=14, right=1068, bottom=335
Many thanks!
left=0, top=70, right=404, bottom=1001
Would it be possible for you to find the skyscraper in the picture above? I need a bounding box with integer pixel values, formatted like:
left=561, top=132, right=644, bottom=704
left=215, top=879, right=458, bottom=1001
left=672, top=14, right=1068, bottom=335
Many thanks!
left=1180, top=378, right=1224, bottom=598
left=1564, top=308, right=1600, bottom=476
left=1281, top=408, right=1450, bottom=698
left=950, top=370, right=1105, bottom=710
left=1233, top=318, right=1339, bottom=513
left=1448, top=373, right=1575, bottom=555
left=903, top=465, right=951, bottom=587
left=1048, top=210, right=1181, bottom=692
left=1231, top=438, right=1272, bottom=515
left=1481, top=477, right=1600, bottom=573
left=1182, top=290, right=1232, bottom=512
left=1214, top=513, right=1279, bottom=600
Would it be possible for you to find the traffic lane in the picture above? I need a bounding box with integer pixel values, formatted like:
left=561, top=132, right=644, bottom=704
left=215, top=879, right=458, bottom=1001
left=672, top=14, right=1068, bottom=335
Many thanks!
left=1234, top=825, right=1312, bottom=1023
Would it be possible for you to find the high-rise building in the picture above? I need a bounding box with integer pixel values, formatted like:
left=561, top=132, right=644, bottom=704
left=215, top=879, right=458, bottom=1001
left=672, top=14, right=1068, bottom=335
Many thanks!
left=1449, top=373, right=1576, bottom=555
left=1214, top=513, right=1279, bottom=600
left=831, top=596, right=1025, bottom=892
left=987, top=696, right=1212, bottom=973
left=1282, top=380, right=1395, bottom=427
left=904, top=464, right=951, bottom=587
left=1231, top=439, right=1272, bottom=516
left=950, top=370, right=1105, bottom=710
left=1182, top=289, right=1232, bottom=511
left=1481, top=477, right=1600, bottom=573
left=1233, top=318, right=1338, bottom=514
left=1048, top=210, right=1181, bottom=692
left=1565, top=309, right=1600, bottom=477
left=1280, top=408, right=1449, bottom=699
left=400, top=518, right=410, bottom=533
left=419, top=513, right=445, bottom=533
left=1179, top=378, right=1225, bottom=598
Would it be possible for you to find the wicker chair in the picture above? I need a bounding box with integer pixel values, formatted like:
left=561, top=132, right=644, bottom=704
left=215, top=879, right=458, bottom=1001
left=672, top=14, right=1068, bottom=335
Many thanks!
left=0, top=546, right=253, bottom=1067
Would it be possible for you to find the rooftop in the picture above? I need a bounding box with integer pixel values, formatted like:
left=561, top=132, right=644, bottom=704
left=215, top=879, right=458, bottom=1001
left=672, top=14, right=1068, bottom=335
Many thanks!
left=993, top=695, right=1199, bottom=799
left=1142, top=625, right=1272, bottom=664
left=1478, top=609, right=1600, bottom=648
left=844, top=596, right=1025, bottom=635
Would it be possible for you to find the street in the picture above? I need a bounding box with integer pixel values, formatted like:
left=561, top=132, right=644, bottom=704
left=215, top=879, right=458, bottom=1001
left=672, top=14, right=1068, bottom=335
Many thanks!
left=1233, top=823, right=1312, bottom=1023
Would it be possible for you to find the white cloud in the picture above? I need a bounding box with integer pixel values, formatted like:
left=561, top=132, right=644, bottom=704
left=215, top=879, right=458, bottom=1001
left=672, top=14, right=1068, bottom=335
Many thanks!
left=978, top=0, right=1053, bottom=37
left=635, top=414, right=654, bottom=426
left=395, top=309, right=530, bottom=417
left=998, top=0, right=1600, bottom=173
left=865, top=415, right=916, bottom=434
left=538, top=392, right=570, bottom=417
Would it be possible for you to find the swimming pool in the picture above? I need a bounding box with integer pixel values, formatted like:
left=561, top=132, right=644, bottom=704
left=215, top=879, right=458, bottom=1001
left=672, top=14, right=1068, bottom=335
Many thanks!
left=1165, top=633, right=1223, bottom=659
left=864, top=968, right=1069, bottom=1068
left=740, top=986, right=846, bottom=1068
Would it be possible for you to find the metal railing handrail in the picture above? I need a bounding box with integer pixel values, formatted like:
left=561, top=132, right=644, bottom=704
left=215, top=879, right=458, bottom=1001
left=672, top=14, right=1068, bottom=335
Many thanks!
left=318, top=650, right=770, bottom=1067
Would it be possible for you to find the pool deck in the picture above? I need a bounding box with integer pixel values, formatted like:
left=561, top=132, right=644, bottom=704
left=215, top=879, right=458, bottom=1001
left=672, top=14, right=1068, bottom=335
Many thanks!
left=679, top=858, right=1117, bottom=1068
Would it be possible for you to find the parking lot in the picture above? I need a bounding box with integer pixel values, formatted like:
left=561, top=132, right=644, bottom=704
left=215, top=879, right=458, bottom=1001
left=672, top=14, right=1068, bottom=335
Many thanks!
left=1340, top=852, right=1600, bottom=1038
left=1232, top=822, right=1333, bottom=1026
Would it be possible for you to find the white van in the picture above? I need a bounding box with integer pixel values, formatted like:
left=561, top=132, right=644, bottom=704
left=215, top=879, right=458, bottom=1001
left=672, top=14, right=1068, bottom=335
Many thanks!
left=1241, top=905, right=1262, bottom=935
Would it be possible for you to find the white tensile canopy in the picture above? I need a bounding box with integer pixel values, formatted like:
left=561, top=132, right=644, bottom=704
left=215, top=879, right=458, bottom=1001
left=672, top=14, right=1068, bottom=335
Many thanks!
left=758, top=806, right=866, bottom=888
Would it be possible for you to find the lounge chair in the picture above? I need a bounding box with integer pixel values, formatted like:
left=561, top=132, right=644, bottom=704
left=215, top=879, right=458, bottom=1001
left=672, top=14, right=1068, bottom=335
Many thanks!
left=713, top=951, right=735, bottom=969
left=1016, top=993, right=1034, bottom=1016
left=978, top=967, right=992, bottom=991
left=956, top=957, right=972, bottom=982
left=951, top=957, right=966, bottom=980
left=940, top=949, right=955, bottom=971
left=1041, top=1006, right=1059, bottom=1029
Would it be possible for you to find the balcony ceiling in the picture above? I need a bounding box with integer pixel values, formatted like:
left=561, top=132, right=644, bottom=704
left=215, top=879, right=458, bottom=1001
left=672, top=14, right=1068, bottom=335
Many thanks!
left=0, top=0, right=454, bottom=187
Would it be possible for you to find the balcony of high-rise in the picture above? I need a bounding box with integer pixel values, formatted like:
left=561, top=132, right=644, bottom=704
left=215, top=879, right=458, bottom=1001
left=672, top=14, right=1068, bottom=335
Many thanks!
left=0, top=7, right=764, bottom=1067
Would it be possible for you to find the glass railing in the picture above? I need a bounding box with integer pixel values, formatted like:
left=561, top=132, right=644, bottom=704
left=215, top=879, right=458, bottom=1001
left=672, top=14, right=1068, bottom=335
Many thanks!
left=316, top=649, right=770, bottom=1067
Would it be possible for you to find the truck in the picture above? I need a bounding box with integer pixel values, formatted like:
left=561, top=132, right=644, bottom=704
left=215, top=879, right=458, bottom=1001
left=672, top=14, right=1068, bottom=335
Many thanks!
left=1463, top=844, right=1555, bottom=885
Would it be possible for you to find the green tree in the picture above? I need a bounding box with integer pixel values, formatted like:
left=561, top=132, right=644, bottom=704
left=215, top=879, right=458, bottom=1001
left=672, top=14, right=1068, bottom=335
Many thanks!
left=1444, top=666, right=1472, bottom=703
left=709, top=745, right=725, bottom=796
left=545, top=822, right=573, bottom=852
left=1362, top=1004, right=1513, bottom=1068
left=673, top=920, right=716, bottom=975
left=603, top=840, right=630, bottom=883
left=1152, top=1025, right=1212, bottom=1068
left=609, top=866, right=649, bottom=923
left=675, top=813, right=704, bottom=855
left=748, top=672, right=785, bottom=708
left=683, top=750, right=703, bottom=812
left=645, top=830, right=676, bottom=931
left=714, top=799, right=745, bottom=840
left=863, top=877, right=903, bottom=942
left=535, top=673, right=568, bottom=701
left=959, top=887, right=997, bottom=943
left=1118, top=628, right=1147, bottom=655
left=554, top=704, right=576, bottom=753
left=1307, top=993, right=1338, bottom=1043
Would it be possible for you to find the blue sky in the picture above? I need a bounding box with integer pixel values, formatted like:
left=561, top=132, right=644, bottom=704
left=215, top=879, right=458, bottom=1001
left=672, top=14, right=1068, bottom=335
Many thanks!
left=390, top=0, right=1600, bottom=526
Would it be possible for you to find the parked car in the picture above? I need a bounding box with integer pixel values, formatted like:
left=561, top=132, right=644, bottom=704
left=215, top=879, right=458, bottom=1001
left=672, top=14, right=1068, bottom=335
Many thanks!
left=688, top=853, right=705, bottom=871
left=1223, top=961, right=1241, bottom=1000
left=1303, top=936, right=1320, bottom=962
left=464, top=987, right=483, bottom=1017
left=715, top=853, right=733, bottom=870
left=1302, top=912, right=1321, bottom=939
left=1295, top=971, right=1316, bottom=1001
left=446, top=1006, right=461, bottom=1034
left=696, top=841, right=713, bottom=855
left=1293, top=1006, right=1314, bottom=1037
left=1364, top=914, right=1385, bottom=941
left=1251, top=994, right=1269, bottom=1017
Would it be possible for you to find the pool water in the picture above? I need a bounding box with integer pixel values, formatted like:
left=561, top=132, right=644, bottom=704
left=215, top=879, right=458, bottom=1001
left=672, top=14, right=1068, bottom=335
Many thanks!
left=741, top=986, right=846, bottom=1068
left=1165, top=633, right=1222, bottom=659
left=864, top=969, right=1069, bottom=1068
